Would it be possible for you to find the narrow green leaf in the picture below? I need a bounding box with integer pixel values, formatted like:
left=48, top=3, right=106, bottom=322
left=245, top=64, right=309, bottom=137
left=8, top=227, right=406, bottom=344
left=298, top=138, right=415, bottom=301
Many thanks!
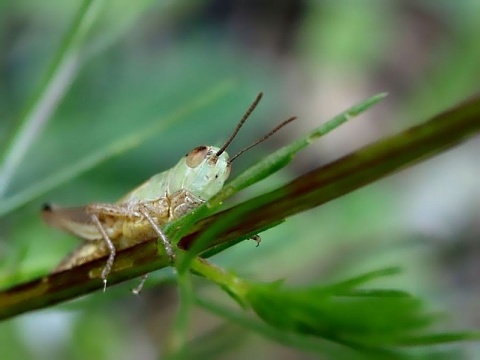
left=397, top=332, right=480, bottom=346
left=214, top=92, right=388, bottom=202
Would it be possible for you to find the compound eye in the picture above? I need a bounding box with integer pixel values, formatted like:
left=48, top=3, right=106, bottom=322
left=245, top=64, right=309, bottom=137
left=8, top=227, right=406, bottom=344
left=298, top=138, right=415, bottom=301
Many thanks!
left=186, top=146, right=209, bottom=168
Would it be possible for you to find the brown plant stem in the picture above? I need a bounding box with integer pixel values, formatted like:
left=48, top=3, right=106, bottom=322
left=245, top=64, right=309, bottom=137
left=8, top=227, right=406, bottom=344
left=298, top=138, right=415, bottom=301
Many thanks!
left=1, top=95, right=479, bottom=321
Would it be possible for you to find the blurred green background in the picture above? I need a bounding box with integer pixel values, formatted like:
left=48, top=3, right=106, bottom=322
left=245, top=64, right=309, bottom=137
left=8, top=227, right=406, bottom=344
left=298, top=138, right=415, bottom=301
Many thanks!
left=0, top=0, right=479, bottom=359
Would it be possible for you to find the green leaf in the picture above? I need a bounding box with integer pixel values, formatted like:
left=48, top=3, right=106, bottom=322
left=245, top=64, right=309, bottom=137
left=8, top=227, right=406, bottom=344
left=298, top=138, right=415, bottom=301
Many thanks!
left=214, top=92, right=388, bottom=202
left=244, top=269, right=433, bottom=347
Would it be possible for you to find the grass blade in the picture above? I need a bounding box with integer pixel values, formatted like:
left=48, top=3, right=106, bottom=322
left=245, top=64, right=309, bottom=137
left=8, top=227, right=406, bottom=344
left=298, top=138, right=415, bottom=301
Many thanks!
left=0, top=0, right=103, bottom=197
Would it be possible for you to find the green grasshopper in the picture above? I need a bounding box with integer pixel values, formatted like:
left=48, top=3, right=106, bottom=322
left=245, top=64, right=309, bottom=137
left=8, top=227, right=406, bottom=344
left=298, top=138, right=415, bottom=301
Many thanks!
left=42, top=92, right=296, bottom=291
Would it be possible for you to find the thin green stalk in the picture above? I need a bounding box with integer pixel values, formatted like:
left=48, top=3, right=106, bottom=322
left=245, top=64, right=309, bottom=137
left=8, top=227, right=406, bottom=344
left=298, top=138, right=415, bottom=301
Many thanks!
left=0, top=0, right=103, bottom=197
left=165, top=270, right=194, bottom=359
left=189, top=256, right=249, bottom=306
left=213, top=92, right=388, bottom=203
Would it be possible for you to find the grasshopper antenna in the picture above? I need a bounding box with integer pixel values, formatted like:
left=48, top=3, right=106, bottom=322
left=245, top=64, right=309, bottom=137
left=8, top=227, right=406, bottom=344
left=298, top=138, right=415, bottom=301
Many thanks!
left=216, top=92, right=264, bottom=156
left=230, top=116, right=297, bottom=163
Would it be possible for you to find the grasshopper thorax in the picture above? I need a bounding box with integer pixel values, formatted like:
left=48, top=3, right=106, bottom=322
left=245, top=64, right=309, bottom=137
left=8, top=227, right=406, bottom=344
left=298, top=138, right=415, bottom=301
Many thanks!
left=168, top=145, right=231, bottom=201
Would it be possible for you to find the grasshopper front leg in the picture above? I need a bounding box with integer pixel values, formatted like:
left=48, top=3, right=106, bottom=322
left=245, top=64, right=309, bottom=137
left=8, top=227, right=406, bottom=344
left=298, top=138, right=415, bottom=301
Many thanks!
left=85, top=204, right=133, bottom=291
left=129, top=204, right=176, bottom=294
left=136, top=204, right=175, bottom=261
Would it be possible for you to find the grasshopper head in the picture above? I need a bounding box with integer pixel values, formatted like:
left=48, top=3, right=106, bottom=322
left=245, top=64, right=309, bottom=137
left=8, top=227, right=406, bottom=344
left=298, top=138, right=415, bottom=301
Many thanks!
left=167, top=93, right=296, bottom=202
left=171, top=145, right=231, bottom=200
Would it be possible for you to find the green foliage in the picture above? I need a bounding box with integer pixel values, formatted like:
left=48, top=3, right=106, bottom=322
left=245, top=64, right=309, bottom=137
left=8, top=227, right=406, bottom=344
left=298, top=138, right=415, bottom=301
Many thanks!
left=245, top=270, right=431, bottom=347
left=186, top=259, right=479, bottom=358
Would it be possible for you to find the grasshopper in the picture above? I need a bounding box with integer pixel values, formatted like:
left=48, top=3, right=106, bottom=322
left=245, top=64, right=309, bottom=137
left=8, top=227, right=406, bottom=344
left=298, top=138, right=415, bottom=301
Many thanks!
left=42, top=92, right=296, bottom=291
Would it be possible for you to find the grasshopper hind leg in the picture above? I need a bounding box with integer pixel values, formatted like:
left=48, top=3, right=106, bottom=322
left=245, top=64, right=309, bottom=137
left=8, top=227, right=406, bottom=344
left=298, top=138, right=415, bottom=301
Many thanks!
left=88, top=212, right=116, bottom=292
